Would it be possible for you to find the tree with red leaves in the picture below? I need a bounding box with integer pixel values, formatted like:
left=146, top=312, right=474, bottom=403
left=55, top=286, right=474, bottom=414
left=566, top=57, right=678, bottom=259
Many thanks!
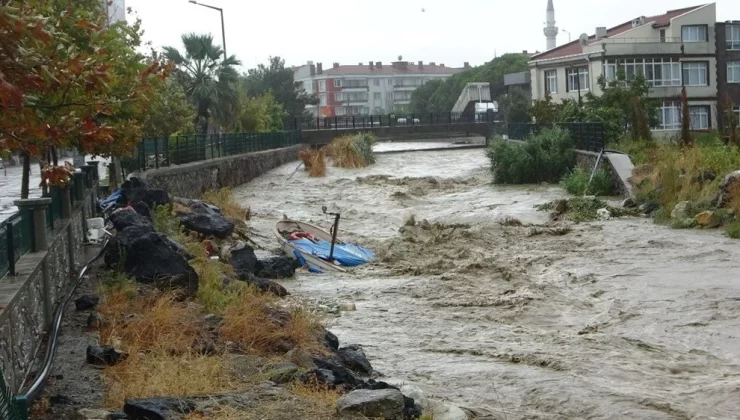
left=0, top=0, right=171, bottom=198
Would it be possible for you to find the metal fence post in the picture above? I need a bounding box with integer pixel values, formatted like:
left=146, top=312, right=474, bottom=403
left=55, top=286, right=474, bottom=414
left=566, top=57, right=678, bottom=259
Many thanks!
left=6, top=222, right=15, bottom=276
left=153, top=137, right=159, bottom=169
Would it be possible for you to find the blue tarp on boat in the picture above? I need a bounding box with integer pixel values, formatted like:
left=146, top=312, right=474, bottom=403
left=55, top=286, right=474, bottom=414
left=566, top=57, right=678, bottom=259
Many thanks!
left=289, top=238, right=375, bottom=267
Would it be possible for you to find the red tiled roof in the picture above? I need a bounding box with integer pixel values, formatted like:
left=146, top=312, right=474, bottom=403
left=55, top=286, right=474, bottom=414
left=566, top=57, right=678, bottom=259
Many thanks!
left=322, top=63, right=465, bottom=76
left=530, top=5, right=706, bottom=61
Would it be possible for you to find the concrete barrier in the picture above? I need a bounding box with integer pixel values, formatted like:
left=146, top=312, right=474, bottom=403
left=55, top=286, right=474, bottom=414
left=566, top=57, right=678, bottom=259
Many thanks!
left=0, top=184, right=98, bottom=392
left=137, top=145, right=302, bottom=199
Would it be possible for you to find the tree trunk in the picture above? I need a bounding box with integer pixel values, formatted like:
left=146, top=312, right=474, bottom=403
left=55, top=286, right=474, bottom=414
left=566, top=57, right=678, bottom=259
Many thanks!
left=51, top=146, right=58, bottom=166
left=21, top=151, right=30, bottom=199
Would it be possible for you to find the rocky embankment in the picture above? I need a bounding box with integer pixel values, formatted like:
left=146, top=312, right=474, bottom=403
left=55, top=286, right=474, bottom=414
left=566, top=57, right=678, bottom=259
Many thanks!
left=37, top=177, right=447, bottom=420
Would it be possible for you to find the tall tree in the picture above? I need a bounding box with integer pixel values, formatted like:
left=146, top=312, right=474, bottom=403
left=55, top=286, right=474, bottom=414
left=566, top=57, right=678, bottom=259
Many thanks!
left=680, top=87, right=692, bottom=146
left=0, top=0, right=169, bottom=197
left=502, top=87, right=531, bottom=123
left=141, top=76, right=195, bottom=136
left=163, top=34, right=240, bottom=134
left=410, top=79, right=445, bottom=115
left=243, top=56, right=317, bottom=119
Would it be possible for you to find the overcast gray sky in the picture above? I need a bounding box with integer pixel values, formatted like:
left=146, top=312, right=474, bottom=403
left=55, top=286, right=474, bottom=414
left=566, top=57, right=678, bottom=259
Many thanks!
left=125, top=0, right=740, bottom=70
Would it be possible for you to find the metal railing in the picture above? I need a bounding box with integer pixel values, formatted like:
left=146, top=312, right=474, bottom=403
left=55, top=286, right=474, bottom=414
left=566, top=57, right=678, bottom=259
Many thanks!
left=0, top=371, right=23, bottom=420
left=504, top=122, right=605, bottom=152
left=285, top=111, right=493, bottom=131
left=123, top=130, right=302, bottom=173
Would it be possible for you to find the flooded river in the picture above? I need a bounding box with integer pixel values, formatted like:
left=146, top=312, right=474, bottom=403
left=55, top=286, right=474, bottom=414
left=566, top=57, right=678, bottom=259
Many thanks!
left=234, top=146, right=740, bottom=419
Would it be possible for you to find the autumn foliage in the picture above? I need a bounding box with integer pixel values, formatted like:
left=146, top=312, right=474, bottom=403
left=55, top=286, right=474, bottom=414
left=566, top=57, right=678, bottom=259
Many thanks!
left=0, top=0, right=171, bottom=189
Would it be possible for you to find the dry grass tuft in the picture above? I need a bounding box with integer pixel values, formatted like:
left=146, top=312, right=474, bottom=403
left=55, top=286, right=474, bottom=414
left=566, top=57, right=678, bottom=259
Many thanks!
left=325, top=132, right=377, bottom=169
left=203, top=188, right=249, bottom=221
left=99, top=291, right=205, bottom=355
left=288, top=380, right=342, bottom=408
left=103, top=353, right=237, bottom=409
left=299, top=147, right=327, bottom=177
left=220, top=290, right=325, bottom=355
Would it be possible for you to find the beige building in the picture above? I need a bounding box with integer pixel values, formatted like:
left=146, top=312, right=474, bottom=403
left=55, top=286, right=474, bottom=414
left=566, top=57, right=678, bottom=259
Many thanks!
left=530, top=3, right=717, bottom=133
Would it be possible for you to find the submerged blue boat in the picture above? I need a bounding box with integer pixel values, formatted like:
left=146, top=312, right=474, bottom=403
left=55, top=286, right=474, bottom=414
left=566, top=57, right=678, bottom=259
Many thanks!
left=274, top=219, right=375, bottom=272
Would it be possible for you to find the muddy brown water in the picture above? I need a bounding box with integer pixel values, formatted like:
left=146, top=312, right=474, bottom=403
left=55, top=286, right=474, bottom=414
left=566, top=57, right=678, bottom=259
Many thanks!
left=233, top=146, right=740, bottom=420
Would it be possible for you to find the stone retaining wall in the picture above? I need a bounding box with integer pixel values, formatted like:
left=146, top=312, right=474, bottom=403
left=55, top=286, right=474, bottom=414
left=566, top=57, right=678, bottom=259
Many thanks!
left=0, top=184, right=98, bottom=392
left=137, top=145, right=301, bottom=199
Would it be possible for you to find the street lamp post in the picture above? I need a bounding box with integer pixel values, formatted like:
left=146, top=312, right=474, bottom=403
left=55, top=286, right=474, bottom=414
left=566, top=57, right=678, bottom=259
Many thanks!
left=188, top=0, right=226, bottom=60
left=562, top=29, right=571, bottom=42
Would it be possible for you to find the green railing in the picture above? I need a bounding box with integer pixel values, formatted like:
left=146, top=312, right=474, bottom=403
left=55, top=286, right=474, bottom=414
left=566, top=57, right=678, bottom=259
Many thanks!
left=0, top=370, right=24, bottom=420
left=122, top=130, right=302, bottom=173
left=504, top=122, right=606, bottom=153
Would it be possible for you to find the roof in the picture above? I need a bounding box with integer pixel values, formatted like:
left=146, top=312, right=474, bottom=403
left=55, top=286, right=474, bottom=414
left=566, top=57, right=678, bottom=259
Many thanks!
left=322, top=63, right=465, bottom=76
left=530, top=4, right=706, bottom=61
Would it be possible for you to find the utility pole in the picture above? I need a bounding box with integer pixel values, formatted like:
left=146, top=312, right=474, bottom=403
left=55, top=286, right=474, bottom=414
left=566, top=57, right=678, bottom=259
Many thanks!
left=188, top=1, right=226, bottom=60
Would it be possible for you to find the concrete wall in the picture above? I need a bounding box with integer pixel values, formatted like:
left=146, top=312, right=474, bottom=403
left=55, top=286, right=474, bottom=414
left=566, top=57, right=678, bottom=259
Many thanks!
left=0, top=185, right=97, bottom=392
left=302, top=122, right=489, bottom=146
left=139, top=145, right=302, bottom=199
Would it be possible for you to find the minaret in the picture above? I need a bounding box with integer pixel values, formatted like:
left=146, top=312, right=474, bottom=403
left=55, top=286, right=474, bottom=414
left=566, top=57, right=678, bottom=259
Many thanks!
left=543, top=0, right=558, bottom=50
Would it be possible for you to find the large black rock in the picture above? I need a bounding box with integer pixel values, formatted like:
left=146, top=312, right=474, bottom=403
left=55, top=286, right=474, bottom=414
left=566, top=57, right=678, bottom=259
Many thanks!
left=236, top=273, right=288, bottom=297
left=337, top=344, right=373, bottom=375
left=229, top=245, right=258, bottom=274
left=121, top=176, right=150, bottom=190
left=132, top=201, right=152, bottom=219
left=254, top=257, right=300, bottom=279
left=106, top=225, right=198, bottom=295
left=123, top=397, right=196, bottom=420
left=178, top=212, right=234, bottom=239
left=86, top=345, right=125, bottom=366
left=130, top=188, right=170, bottom=209
left=109, top=209, right=152, bottom=231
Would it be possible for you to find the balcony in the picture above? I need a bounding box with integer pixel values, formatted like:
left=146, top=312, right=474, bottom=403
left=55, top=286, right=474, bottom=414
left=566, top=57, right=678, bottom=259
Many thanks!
left=342, top=85, right=369, bottom=91
left=393, top=84, right=420, bottom=91
left=593, top=37, right=716, bottom=56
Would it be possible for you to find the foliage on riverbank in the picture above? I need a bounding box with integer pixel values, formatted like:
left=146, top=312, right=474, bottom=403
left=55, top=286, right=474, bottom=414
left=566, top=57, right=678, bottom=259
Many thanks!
left=487, top=127, right=575, bottom=184
left=95, top=190, right=335, bottom=413
left=560, top=167, right=614, bottom=196
left=615, top=134, right=740, bottom=237
left=536, top=197, right=638, bottom=222
left=298, top=148, right=327, bottom=177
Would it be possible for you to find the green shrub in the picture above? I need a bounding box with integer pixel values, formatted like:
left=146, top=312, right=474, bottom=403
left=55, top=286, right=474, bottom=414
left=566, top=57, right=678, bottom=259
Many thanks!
left=726, top=220, right=740, bottom=239
left=560, top=167, right=613, bottom=196
left=487, top=127, right=576, bottom=184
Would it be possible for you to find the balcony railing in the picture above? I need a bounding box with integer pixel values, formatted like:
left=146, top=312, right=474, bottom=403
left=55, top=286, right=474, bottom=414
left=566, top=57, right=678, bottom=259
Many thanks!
left=599, top=36, right=682, bottom=43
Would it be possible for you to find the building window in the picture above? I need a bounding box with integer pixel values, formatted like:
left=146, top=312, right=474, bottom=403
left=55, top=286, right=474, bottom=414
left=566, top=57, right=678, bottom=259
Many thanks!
left=606, top=58, right=681, bottom=86
left=658, top=101, right=680, bottom=130
left=335, top=106, right=346, bottom=116
left=682, top=62, right=708, bottom=86
left=682, top=25, right=707, bottom=42
left=374, top=79, right=381, bottom=86
left=566, top=67, right=589, bottom=92
left=544, top=70, right=557, bottom=94
left=689, top=105, right=710, bottom=130
left=319, top=93, right=327, bottom=106
left=386, top=92, right=394, bottom=101
left=727, top=25, right=740, bottom=50
left=729, top=61, right=740, bottom=84
left=334, top=93, right=343, bottom=101
left=344, top=79, right=368, bottom=88
left=373, top=92, right=382, bottom=101
left=659, top=29, right=666, bottom=43
left=333, top=79, right=342, bottom=88
left=318, top=80, right=326, bottom=92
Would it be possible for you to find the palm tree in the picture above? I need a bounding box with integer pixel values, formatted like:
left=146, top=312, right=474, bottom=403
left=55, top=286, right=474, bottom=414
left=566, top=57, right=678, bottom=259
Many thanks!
left=163, top=33, right=240, bottom=134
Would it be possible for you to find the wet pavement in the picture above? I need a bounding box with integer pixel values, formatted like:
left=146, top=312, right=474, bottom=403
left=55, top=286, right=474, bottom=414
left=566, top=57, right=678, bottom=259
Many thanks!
left=234, top=146, right=740, bottom=419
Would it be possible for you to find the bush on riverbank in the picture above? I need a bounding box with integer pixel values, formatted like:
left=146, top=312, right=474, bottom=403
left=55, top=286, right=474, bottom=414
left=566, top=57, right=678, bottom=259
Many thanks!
left=487, top=126, right=575, bottom=184
left=325, top=132, right=377, bottom=168
left=618, top=134, right=740, bottom=237
left=560, top=167, right=614, bottom=196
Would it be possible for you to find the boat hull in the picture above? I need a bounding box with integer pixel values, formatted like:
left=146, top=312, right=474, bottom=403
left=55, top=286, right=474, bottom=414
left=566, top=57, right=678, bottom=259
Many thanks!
left=274, top=220, right=348, bottom=272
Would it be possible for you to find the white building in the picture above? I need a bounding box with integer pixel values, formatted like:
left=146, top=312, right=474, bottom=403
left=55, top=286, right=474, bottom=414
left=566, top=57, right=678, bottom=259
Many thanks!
left=530, top=3, right=718, bottom=134
left=293, top=58, right=468, bottom=116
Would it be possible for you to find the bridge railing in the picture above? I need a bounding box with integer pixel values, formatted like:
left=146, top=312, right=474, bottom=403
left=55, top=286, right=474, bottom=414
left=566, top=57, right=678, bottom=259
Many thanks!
left=284, top=111, right=493, bottom=131
left=122, top=130, right=302, bottom=173
left=502, top=122, right=605, bottom=153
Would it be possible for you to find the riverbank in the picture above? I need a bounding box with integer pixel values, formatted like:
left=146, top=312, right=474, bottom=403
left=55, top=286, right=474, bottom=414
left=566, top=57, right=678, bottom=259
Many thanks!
left=234, top=147, right=740, bottom=418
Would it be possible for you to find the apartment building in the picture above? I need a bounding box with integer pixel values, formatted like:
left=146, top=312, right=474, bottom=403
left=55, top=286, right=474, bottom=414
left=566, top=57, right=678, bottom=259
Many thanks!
left=293, top=59, right=467, bottom=117
left=530, top=3, right=718, bottom=134
left=717, top=21, right=740, bottom=129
